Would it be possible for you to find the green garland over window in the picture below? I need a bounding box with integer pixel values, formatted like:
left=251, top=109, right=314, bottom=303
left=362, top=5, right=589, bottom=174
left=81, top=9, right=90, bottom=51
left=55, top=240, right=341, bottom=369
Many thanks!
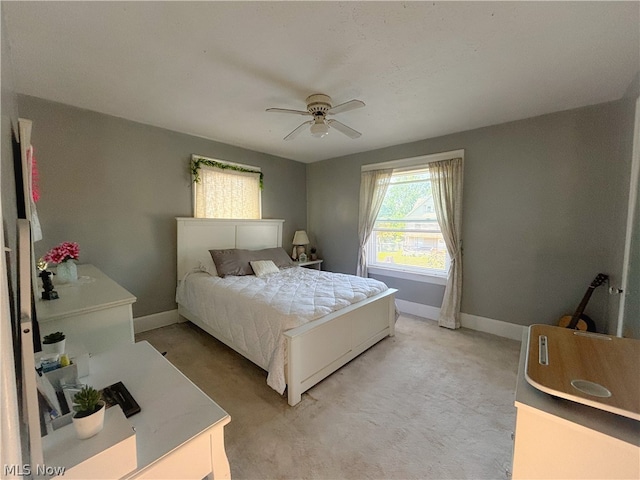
left=191, top=157, right=264, bottom=189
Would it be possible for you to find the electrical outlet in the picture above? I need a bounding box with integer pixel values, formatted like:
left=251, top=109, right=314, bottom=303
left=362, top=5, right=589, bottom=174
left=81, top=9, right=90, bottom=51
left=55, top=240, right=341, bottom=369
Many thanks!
left=608, top=287, right=623, bottom=295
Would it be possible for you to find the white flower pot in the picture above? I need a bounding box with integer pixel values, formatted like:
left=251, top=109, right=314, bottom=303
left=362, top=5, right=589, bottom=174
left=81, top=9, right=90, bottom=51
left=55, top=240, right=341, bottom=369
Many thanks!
left=42, top=339, right=66, bottom=354
left=56, top=259, right=78, bottom=284
left=72, top=401, right=106, bottom=439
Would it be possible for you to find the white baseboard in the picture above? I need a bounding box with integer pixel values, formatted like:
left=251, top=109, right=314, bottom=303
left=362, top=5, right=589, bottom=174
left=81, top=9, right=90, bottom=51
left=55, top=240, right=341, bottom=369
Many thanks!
left=460, top=313, right=525, bottom=341
left=135, top=302, right=526, bottom=341
left=395, top=299, right=441, bottom=321
left=134, top=309, right=180, bottom=334
left=395, top=299, right=525, bottom=341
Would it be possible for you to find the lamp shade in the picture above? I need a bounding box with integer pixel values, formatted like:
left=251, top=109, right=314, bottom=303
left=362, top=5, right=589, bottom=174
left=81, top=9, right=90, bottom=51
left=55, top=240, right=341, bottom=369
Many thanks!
left=292, top=230, right=310, bottom=245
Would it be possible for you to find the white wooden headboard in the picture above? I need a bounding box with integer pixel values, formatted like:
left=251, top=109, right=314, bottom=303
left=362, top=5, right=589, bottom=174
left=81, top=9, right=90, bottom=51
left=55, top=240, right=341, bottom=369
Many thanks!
left=176, top=218, right=284, bottom=280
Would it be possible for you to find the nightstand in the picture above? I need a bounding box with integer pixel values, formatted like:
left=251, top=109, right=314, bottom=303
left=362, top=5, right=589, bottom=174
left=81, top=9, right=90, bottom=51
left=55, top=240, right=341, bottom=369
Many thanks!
left=296, top=259, right=323, bottom=270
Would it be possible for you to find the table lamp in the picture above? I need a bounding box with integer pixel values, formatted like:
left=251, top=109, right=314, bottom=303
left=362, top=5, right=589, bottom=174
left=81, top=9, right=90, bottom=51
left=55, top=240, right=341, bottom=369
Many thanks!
left=292, top=230, right=310, bottom=260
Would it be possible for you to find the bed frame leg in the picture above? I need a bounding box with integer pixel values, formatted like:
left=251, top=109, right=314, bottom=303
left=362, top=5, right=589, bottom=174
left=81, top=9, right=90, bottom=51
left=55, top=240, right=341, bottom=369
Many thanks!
left=286, top=335, right=302, bottom=406
left=389, top=298, right=397, bottom=337
left=287, top=388, right=302, bottom=406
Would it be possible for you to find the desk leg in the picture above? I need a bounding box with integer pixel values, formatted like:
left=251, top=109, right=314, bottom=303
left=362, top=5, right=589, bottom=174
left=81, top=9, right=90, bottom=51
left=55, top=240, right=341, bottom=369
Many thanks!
left=209, top=425, right=231, bottom=479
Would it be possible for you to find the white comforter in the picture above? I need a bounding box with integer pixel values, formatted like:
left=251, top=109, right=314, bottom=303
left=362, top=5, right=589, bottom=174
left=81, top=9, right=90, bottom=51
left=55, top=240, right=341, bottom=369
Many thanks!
left=176, top=266, right=389, bottom=394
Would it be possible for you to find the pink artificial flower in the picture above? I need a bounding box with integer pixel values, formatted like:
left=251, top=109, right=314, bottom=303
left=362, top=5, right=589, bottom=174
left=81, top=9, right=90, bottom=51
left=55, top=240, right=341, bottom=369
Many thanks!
left=43, top=242, right=80, bottom=264
left=30, top=147, right=40, bottom=203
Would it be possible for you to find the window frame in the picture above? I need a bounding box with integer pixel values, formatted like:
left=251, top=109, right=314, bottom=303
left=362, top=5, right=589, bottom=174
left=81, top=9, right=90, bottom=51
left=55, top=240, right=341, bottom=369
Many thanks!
left=191, top=154, right=262, bottom=219
left=362, top=149, right=464, bottom=282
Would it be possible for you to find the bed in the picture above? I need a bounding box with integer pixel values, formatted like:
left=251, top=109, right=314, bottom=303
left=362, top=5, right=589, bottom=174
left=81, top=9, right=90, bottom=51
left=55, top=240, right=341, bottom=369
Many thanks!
left=176, top=218, right=397, bottom=406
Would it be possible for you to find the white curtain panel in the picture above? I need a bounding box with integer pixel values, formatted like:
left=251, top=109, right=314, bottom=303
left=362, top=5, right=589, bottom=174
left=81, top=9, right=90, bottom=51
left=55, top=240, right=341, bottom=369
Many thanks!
left=428, top=158, right=464, bottom=329
left=357, top=169, right=393, bottom=277
left=195, top=166, right=261, bottom=219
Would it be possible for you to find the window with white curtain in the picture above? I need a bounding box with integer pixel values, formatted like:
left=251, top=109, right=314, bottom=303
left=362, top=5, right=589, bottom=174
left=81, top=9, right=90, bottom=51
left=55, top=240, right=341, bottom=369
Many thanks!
left=192, top=156, right=262, bottom=219
left=366, top=167, right=450, bottom=277
left=363, top=150, right=463, bottom=281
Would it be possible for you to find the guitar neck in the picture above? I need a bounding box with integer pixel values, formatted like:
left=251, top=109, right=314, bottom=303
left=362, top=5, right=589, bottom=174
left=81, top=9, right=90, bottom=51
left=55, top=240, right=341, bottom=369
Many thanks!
left=568, top=286, right=596, bottom=329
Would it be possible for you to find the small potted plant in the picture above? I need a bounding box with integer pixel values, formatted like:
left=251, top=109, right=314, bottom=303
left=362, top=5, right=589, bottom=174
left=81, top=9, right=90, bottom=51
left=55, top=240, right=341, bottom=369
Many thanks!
left=42, top=331, right=66, bottom=354
left=71, top=386, right=106, bottom=439
left=309, top=247, right=318, bottom=261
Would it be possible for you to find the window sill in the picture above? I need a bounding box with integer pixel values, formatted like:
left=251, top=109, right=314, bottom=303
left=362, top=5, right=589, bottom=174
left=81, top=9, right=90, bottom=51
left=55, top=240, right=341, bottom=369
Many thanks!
left=367, top=265, right=447, bottom=285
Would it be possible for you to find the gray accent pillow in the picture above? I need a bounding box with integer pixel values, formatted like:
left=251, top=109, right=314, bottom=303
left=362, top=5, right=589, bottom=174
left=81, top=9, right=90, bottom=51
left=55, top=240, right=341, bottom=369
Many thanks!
left=209, top=247, right=294, bottom=277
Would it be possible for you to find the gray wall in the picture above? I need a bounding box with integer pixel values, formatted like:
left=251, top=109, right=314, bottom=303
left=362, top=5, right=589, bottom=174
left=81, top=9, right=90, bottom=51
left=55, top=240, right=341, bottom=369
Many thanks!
left=308, top=99, right=637, bottom=332
left=621, top=75, right=639, bottom=339
left=18, top=95, right=307, bottom=318
left=12, top=92, right=637, bottom=332
left=622, top=163, right=639, bottom=339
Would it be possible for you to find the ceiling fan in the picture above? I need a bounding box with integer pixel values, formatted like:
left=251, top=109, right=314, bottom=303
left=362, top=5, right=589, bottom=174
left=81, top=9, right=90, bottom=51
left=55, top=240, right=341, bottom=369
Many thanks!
left=266, top=94, right=365, bottom=140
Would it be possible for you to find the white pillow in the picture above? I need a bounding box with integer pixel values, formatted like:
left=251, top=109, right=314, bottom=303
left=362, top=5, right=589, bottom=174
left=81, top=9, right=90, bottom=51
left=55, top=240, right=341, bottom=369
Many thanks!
left=250, top=260, right=280, bottom=277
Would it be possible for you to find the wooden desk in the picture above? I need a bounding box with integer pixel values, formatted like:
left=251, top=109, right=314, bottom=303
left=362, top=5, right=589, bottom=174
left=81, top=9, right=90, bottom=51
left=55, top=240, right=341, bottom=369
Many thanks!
left=37, top=265, right=136, bottom=354
left=512, top=329, right=640, bottom=479
left=48, top=341, right=231, bottom=479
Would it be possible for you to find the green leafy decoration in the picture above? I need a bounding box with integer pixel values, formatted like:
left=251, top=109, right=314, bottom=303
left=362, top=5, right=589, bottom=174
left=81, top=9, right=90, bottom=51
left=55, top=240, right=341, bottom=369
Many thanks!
left=191, top=157, right=264, bottom=189
left=43, top=331, right=65, bottom=344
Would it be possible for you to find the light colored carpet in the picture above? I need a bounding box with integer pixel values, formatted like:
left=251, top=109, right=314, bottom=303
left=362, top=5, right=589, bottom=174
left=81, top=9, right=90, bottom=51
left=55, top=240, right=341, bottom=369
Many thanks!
left=136, top=315, right=521, bottom=480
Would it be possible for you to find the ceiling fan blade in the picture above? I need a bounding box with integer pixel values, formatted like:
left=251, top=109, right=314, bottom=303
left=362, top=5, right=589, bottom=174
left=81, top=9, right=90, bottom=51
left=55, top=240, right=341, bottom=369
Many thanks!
left=266, top=108, right=311, bottom=116
left=327, top=99, right=365, bottom=115
left=284, top=120, right=313, bottom=141
left=327, top=119, right=361, bottom=139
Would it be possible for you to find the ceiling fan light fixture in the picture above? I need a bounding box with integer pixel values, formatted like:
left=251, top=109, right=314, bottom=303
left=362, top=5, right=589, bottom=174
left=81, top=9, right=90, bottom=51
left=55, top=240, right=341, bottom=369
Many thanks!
left=267, top=93, right=364, bottom=140
left=310, top=120, right=329, bottom=138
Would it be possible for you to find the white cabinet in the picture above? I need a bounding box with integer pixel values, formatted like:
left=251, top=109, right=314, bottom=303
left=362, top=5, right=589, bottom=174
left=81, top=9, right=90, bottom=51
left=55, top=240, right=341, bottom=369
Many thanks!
left=43, top=406, right=137, bottom=479
left=36, top=264, right=136, bottom=354
left=512, top=331, right=640, bottom=479
left=42, top=341, right=231, bottom=479
left=91, top=342, right=230, bottom=479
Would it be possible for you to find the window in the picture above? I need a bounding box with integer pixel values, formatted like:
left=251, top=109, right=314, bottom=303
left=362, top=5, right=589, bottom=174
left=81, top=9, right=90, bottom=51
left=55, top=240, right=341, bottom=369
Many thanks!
left=365, top=153, right=462, bottom=279
left=192, top=155, right=262, bottom=219
left=367, top=167, right=450, bottom=276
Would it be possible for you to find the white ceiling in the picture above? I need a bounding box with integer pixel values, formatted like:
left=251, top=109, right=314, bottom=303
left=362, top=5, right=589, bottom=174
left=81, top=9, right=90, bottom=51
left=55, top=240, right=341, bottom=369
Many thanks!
left=3, top=2, right=639, bottom=163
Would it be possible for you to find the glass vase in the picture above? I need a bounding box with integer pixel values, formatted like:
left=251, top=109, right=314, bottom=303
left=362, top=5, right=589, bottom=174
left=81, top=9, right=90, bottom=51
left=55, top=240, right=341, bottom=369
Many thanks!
left=56, top=259, right=78, bottom=284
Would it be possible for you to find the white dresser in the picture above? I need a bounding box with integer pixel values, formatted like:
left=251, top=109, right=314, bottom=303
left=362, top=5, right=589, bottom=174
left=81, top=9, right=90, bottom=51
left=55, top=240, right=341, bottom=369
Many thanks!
left=44, top=341, right=231, bottom=479
left=36, top=264, right=136, bottom=354
left=512, top=330, right=640, bottom=479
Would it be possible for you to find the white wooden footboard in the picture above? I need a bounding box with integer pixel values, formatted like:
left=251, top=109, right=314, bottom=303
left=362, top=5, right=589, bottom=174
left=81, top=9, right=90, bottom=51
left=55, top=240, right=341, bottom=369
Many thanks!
left=284, top=288, right=397, bottom=406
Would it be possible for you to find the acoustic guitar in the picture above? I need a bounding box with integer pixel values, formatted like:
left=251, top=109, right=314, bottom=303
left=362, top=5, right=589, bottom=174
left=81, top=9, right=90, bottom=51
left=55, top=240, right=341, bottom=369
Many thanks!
left=558, top=273, right=608, bottom=332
